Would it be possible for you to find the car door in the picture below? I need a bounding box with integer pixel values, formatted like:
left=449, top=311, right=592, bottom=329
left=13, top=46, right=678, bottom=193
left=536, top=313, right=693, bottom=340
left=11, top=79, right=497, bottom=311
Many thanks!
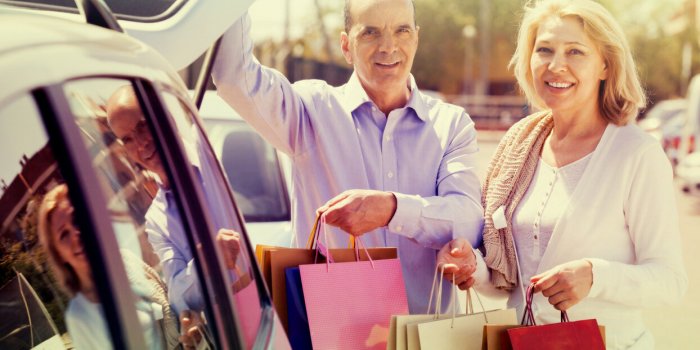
left=0, top=76, right=288, bottom=349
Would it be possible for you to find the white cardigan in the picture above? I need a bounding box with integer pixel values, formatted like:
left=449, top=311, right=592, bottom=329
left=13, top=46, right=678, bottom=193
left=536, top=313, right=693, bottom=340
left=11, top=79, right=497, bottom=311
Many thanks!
left=473, top=123, right=688, bottom=349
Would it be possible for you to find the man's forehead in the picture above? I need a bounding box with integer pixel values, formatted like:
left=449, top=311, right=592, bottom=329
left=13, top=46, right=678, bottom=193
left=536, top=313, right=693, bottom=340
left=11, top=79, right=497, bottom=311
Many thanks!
left=349, top=0, right=415, bottom=23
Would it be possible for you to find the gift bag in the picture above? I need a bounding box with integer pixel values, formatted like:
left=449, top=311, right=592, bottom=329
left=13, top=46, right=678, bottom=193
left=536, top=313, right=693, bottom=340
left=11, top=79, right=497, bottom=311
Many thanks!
left=300, top=220, right=409, bottom=350
left=256, top=215, right=397, bottom=331
left=285, top=267, right=312, bottom=350
left=411, top=266, right=517, bottom=350
left=507, top=284, right=605, bottom=350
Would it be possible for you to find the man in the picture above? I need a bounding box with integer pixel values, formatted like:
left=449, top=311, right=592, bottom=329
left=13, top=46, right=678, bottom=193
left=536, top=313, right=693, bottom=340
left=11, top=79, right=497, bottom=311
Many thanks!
left=213, top=0, right=483, bottom=313
left=106, top=86, right=243, bottom=316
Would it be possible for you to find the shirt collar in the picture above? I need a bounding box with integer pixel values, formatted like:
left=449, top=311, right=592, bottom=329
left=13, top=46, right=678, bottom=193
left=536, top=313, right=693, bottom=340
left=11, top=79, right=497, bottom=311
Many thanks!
left=341, top=72, right=429, bottom=122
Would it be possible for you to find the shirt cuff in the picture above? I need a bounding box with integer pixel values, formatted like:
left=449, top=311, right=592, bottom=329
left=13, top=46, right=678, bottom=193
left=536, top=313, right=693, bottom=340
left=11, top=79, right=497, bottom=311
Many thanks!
left=585, top=258, right=609, bottom=298
left=472, top=248, right=490, bottom=288
left=387, top=192, right=423, bottom=238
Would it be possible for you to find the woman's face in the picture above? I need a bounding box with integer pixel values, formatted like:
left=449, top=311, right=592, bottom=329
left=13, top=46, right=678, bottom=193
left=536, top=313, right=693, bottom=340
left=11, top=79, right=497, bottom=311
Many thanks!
left=530, top=16, right=608, bottom=117
left=49, top=198, right=89, bottom=275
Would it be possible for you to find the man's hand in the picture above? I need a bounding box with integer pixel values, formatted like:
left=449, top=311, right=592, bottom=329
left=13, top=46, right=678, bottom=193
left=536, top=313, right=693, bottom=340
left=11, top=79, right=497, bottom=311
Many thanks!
left=437, top=238, right=477, bottom=290
left=531, top=259, right=593, bottom=311
left=317, top=189, right=396, bottom=236
left=216, top=229, right=241, bottom=270
left=179, top=310, right=204, bottom=349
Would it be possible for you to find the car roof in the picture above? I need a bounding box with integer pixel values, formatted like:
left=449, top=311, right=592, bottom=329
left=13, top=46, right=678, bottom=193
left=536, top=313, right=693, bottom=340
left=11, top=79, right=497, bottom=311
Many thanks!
left=1, top=0, right=253, bottom=70
left=0, top=10, right=184, bottom=104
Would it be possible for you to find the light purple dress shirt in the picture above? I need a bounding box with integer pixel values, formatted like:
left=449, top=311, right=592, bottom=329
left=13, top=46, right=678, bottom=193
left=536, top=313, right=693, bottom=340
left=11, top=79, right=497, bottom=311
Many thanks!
left=212, top=13, right=484, bottom=313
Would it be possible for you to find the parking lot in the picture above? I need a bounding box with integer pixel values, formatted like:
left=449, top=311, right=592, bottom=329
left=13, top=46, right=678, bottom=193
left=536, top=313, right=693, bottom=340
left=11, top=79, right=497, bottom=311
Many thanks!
left=467, top=130, right=700, bottom=349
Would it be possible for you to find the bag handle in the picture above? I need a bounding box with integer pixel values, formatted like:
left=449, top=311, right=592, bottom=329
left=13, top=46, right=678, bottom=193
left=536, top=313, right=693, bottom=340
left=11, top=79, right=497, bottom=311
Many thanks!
left=426, top=264, right=488, bottom=328
left=315, top=214, right=373, bottom=269
left=305, top=213, right=356, bottom=250
left=522, top=283, right=569, bottom=326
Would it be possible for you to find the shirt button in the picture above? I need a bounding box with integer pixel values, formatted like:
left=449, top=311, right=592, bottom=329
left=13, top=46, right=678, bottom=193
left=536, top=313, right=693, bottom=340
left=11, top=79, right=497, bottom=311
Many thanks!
left=395, top=225, right=403, bottom=232
left=385, top=135, right=392, bottom=141
left=387, top=171, right=394, bottom=178
left=534, top=235, right=538, bottom=239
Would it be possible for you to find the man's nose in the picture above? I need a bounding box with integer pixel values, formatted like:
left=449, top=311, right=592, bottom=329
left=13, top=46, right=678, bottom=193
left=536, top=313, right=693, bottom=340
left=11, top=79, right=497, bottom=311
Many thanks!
left=378, top=32, right=398, bottom=53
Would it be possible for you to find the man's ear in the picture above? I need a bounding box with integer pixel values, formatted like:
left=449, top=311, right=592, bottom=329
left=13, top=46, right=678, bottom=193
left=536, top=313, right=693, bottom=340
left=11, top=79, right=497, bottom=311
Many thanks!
left=340, top=32, right=353, bottom=65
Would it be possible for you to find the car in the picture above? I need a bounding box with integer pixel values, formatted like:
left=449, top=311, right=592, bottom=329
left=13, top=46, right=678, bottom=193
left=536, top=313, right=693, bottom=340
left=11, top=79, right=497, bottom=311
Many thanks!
left=0, top=1, right=290, bottom=349
left=677, top=151, right=700, bottom=196
left=637, top=99, right=688, bottom=166
left=198, top=90, right=293, bottom=249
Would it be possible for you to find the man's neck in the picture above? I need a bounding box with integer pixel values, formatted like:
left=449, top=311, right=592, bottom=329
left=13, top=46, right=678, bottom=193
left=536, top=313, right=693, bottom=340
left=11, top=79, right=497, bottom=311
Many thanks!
left=363, top=81, right=412, bottom=115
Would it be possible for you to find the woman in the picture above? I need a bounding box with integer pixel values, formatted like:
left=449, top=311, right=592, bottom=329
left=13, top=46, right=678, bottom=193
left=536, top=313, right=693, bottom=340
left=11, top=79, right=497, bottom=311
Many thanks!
left=438, top=0, right=687, bottom=348
left=37, top=184, right=180, bottom=349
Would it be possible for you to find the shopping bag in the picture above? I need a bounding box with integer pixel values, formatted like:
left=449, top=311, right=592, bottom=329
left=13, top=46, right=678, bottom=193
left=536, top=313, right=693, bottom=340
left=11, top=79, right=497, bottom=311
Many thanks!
left=507, top=284, right=605, bottom=350
left=257, top=215, right=397, bottom=331
left=482, top=324, right=520, bottom=350
left=392, top=265, right=517, bottom=350
left=300, top=221, right=409, bottom=350
left=414, top=284, right=517, bottom=349
left=285, top=267, right=312, bottom=350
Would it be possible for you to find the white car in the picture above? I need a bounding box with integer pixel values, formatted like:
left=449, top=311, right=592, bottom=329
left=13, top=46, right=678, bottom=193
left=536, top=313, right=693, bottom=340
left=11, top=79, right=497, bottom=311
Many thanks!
left=677, top=152, right=700, bottom=196
left=0, top=1, right=290, bottom=349
left=198, top=90, right=293, bottom=249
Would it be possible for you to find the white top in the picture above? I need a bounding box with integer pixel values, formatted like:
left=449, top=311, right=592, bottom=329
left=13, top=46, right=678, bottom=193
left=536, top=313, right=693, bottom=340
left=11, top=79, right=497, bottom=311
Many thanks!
left=473, top=123, right=688, bottom=350
left=512, top=154, right=592, bottom=289
left=65, top=293, right=112, bottom=350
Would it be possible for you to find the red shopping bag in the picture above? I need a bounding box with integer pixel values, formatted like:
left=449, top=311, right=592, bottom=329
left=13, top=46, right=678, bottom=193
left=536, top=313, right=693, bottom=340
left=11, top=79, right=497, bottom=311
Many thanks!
left=507, top=284, right=605, bottom=350
left=299, top=217, right=409, bottom=350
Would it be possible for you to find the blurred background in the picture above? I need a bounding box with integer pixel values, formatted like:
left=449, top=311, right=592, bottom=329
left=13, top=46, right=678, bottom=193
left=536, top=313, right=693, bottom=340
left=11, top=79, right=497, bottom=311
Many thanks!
left=179, top=0, right=700, bottom=348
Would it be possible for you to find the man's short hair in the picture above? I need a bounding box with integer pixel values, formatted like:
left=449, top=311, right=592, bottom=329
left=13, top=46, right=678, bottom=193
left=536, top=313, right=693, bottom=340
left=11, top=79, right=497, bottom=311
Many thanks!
left=344, top=0, right=416, bottom=33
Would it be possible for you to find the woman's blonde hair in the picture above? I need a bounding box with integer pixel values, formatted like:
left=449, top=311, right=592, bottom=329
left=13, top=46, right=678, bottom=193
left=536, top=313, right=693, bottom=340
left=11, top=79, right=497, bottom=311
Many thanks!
left=509, top=0, right=646, bottom=124
left=37, top=184, right=80, bottom=296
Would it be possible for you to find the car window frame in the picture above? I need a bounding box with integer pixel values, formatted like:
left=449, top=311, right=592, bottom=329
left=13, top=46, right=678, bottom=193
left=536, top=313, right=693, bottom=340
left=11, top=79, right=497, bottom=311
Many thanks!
left=25, top=75, right=250, bottom=349
left=31, top=84, right=147, bottom=349
left=157, top=86, right=278, bottom=348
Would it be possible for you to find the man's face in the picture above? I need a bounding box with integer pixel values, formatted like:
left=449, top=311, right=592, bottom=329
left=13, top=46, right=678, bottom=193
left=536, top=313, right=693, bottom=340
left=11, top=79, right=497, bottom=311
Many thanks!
left=341, top=0, right=419, bottom=99
left=108, top=102, right=163, bottom=175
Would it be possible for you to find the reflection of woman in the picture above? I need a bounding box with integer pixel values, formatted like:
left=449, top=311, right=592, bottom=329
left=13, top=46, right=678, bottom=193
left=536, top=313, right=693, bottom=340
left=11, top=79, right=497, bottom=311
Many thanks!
left=37, top=185, right=179, bottom=349
left=438, top=0, right=687, bottom=348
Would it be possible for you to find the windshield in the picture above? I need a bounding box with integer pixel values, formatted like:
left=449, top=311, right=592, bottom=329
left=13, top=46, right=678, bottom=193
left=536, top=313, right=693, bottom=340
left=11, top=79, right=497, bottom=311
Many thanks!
left=2, top=0, right=186, bottom=21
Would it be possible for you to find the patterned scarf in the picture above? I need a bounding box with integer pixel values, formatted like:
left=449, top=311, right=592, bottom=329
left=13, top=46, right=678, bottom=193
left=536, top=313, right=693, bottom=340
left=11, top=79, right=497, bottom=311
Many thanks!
left=481, top=110, right=554, bottom=290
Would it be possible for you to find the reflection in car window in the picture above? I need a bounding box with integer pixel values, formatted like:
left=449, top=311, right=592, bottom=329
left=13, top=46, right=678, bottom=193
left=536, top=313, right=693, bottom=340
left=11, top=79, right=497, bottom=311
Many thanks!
left=160, top=91, right=262, bottom=348
left=204, top=120, right=290, bottom=222
left=0, top=95, right=106, bottom=349
left=62, top=79, right=215, bottom=349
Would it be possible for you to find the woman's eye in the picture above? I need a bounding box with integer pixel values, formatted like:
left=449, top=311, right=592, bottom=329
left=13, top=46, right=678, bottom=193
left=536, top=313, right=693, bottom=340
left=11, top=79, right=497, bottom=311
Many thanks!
left=535, top=47, right=552, bottom=53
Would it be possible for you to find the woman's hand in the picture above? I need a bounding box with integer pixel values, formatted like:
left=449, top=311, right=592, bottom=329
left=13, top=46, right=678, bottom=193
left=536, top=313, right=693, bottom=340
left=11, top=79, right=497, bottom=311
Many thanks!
left=437, top=238, right=477, bottom=290
left=531, top=259, right=593, bottom=311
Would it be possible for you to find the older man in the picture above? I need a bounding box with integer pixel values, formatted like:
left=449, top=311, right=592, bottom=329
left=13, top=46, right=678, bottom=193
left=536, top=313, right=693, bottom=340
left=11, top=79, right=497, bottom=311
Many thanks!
left=213, top=0, right=482, bottom=313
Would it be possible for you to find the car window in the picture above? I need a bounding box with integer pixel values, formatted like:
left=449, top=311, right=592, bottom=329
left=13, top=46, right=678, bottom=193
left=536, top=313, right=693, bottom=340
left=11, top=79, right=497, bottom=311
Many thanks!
left=0, top=94, right=109, bottom=349
left=204, top=119, right=290, bottom=223
left=159, top=91, right=263, bottom=348
left=60, top=78, right=220, bottom=349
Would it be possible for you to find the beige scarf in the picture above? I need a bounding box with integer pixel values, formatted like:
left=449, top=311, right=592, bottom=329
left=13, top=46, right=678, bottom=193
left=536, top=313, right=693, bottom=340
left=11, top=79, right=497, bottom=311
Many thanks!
left=482, top=110, right=554, bottom=291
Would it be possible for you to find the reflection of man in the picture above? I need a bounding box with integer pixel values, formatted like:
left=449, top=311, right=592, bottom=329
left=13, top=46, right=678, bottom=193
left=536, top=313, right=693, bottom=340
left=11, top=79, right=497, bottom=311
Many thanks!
left=106, top=86, right=241, bottom=316
left=213, top=0, right=483, bottom=312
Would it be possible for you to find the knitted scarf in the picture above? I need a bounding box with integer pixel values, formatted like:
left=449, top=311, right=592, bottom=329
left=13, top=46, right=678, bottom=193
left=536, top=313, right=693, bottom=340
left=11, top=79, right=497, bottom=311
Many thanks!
left=482, top=110, right=554, bottom=291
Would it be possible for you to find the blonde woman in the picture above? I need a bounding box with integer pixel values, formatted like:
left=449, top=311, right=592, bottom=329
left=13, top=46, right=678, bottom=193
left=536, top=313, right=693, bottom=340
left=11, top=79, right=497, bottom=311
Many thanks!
left=37, top=185, right=180, bottom=349
left=437, top=0, right=687, bottom=348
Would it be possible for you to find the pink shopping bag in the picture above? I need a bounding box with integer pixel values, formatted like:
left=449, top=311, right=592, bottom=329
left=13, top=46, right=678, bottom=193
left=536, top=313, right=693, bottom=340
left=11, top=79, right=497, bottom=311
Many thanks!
left=299, top=218, right=409, bottom=350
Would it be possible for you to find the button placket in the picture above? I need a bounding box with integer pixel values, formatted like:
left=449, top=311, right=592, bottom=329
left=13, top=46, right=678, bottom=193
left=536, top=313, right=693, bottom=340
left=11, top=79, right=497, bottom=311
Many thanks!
left=383, top=114, right=399, bottom=247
